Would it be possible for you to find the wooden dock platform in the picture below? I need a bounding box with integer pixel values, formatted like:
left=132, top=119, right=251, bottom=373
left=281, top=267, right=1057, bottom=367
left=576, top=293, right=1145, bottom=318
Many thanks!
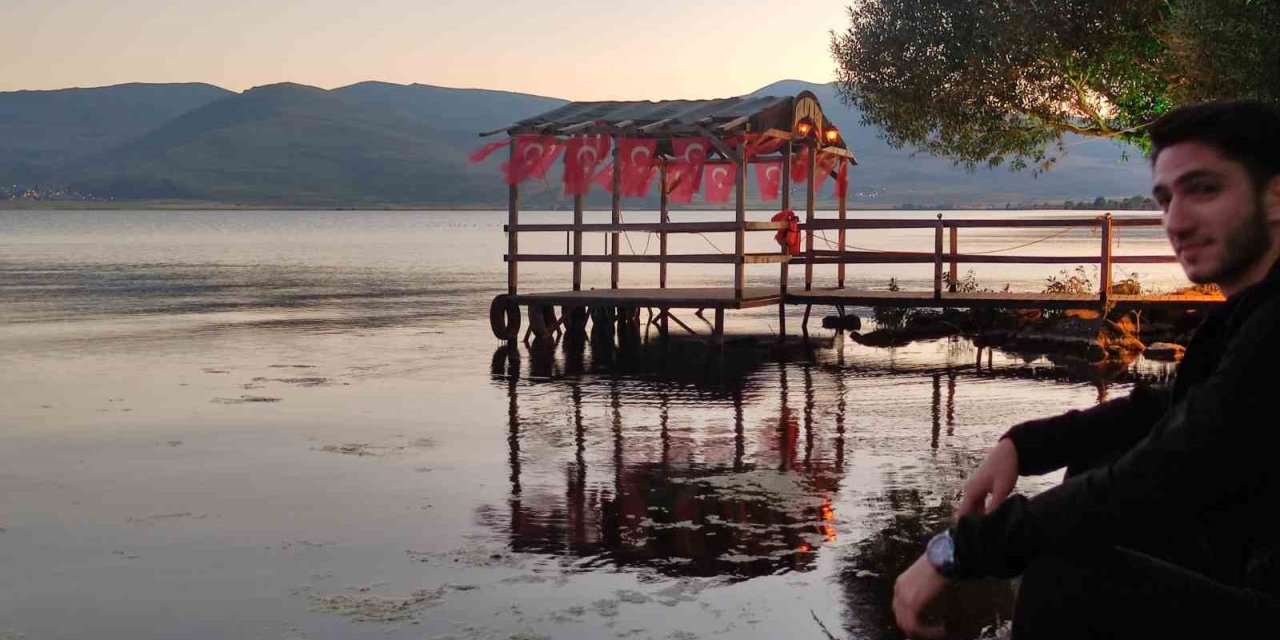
left=515, top=287, right=781, bottom=310
left=787, top=288, right=1225, bottom=311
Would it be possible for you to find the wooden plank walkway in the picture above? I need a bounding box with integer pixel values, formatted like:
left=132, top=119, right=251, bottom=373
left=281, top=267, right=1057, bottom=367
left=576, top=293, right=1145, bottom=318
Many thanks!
left=514, top=287, right=782, bottom=310
left=788, top=288, right=1224, bottom=310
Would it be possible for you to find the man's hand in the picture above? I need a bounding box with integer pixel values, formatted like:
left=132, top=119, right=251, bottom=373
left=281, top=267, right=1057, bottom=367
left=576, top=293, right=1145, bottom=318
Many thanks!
left=957, top=437, right=1019, bottom=518
left=893, top=554, right=948, bottom=639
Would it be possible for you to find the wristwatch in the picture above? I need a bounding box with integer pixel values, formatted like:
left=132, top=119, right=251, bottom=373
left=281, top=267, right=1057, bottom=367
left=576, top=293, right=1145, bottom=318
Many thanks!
left=925, top=530, right=958, bottom=578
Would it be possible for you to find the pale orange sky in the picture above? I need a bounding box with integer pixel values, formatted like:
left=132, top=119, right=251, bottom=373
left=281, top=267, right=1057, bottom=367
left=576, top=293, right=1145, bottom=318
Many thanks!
left=1, top=0, right=846, bottom=99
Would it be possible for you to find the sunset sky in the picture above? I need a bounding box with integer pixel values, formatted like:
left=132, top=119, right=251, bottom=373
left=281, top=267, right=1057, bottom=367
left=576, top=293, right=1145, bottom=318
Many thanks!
left=2, top=0, right=847, bottom=99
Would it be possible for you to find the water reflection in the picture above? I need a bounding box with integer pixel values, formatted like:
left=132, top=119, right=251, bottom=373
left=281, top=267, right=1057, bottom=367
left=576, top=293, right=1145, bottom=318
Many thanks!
left=484, top=332, right=1174, bottom=636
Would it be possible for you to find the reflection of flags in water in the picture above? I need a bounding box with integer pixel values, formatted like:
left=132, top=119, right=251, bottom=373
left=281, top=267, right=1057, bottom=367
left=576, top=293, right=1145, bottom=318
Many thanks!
left=502, top=135, right=563, bottom=185
left=702, top=164, right=735, bottom=204
left=468, top=138, right=508, bottom=163
left=668, top=137, right=709, bottom=204
left=618, top=138, right=658, bottom=197
left=754, top=160, right=783, bottom=201
left=562, top=135, right=610, bottom=196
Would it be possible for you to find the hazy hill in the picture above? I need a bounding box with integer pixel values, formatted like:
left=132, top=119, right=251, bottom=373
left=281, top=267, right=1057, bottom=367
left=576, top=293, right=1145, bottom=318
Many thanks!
left=0, top=83, right=232, bottom=184
left=0, top=79, right=1156, bottom=207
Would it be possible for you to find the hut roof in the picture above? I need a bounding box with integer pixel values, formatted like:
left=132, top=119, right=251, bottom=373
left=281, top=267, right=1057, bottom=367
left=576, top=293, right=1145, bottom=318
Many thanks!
left=488, top=91, right=852, bottom=157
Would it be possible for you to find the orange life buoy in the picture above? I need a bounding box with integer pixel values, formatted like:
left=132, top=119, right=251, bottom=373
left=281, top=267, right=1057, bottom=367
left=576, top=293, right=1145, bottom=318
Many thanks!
left=771, top=210, right=801, bottom=256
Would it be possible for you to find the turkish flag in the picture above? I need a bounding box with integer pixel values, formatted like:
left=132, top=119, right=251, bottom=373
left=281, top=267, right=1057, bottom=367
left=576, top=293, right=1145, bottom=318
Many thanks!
left=754, top=160, right=783, bottom=201
left=815, top=152, right=839, bottom=191
left=836, top=158, right=849, bottom=199
left=702, top=163, right=736, bottom=204
left=502, top=135, right=563, bottom=185
left=790, top=146, right=809, bottom=183
left=665, top=164, right=698, bottom=204
left=592, top=162, right=614, bottom=192
left=618, top=138, right=658, bottom=197
left=468, top=138, right=509, bottom=163
left=732, top=134, right=785, bottom=161
left=562, top=134, right=610, bottom=196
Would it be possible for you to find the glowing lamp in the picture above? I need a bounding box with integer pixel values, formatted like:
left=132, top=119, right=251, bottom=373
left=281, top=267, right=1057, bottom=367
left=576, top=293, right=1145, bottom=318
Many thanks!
left=824, top=127, right=841, bottom=144
left=795, top=122, right=813, bottom=137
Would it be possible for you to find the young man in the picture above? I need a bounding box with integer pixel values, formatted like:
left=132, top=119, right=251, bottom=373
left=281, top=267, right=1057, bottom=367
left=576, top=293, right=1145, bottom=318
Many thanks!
left=894, top=101, right=1280, bottom=639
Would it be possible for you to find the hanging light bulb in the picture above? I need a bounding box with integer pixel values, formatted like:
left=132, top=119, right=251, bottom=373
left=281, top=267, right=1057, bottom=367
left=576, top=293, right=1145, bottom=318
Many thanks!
left=795, top=121, right=813, bottom=137
left=824, top=126, right=841, bottom=144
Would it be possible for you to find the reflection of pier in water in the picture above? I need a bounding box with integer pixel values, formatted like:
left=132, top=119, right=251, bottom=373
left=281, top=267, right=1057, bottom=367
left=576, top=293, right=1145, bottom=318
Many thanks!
left=485, top=346, right=866, bottom=578
left=480, top=334, right=1023, bottom=580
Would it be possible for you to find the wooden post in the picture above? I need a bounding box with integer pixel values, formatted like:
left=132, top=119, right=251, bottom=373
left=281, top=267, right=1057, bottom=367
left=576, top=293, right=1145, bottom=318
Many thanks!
left=804, top=142, right=816, bottom=291
left=734, top=147, right=747, bottom=300
left=1100, top=213, right=1113, bottom=309
left=572, top=194, right=584, bottom=291
left=611, top=134, right=622, bottom=289
left=659, top=159, right=670, bottom=339
left=948, top=225, right=958, bottom=292
left=713, top=307, right=725, bottom=351
left=837, top=157, right=847, bottom=289
left=659, top=159, right=669, bottom=288
left=779, top=141, right=793, bottom=340
left=933, top=213, right=944, bottom=300
left=508, top=138, right=519, bottom=296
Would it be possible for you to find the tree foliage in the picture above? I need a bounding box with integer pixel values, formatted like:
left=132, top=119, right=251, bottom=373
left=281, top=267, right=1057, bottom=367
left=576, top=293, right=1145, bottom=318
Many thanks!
left=831, top=0, right=1280, bottom=171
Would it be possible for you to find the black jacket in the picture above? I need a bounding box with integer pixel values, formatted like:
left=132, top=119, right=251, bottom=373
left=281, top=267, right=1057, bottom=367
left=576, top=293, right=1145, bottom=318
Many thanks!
left=951, top=260, right=1280, bottom=594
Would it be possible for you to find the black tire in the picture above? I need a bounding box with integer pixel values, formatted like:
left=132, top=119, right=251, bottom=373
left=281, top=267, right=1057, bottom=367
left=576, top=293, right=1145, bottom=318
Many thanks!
left=489, top=294, right=521, bottom=340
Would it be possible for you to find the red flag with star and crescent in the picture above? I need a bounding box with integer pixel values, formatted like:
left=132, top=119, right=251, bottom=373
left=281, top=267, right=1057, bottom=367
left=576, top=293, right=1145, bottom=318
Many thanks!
left=618, top=138, right=658, bottom=197
left=754, top=160, right=784, bottom=201
left=702, top=163, right=736, bottom=204
left=668, top=137, right=709, bottom=204
left=562, top=134, right=611, bottom=196
left=502, top=135, right=563, bottom=185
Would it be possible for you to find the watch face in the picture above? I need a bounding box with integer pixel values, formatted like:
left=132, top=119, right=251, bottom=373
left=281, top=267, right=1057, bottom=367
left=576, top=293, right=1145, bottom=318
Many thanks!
left=926, top=532, right=954, bottom=570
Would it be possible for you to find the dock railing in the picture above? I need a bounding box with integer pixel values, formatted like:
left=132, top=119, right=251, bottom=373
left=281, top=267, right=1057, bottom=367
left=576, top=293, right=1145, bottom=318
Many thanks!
left=799, top=213, right=1182, bottom=308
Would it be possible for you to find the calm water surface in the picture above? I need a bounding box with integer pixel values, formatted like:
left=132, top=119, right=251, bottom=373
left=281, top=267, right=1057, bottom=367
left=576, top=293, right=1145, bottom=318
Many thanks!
left=0, top=210, right=1185, bottom=639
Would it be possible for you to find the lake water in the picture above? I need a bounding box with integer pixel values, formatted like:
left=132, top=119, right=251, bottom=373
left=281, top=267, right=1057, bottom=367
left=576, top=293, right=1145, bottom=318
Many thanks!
left=0, top=210, right=1187, bottom=640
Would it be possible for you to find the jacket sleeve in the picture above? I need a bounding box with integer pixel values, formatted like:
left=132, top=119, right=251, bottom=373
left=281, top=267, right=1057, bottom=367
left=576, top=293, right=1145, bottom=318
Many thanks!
left=1002, top=383, right=1169, bottom=476
left=950, top=302, right=1279, bottom=580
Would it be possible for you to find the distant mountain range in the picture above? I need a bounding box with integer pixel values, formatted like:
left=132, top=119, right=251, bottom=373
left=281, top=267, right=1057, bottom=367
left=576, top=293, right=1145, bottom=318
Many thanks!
left=0, top=79, right=1156, bottom=208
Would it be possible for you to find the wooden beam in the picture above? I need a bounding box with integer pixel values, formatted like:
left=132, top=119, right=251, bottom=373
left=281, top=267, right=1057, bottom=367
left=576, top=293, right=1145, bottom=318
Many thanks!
left=573, top=194, right=584, bottom=291
left=611, top=135, right=622, bottom=288
left=507, top=138, right=519, bottom=297
left=506, top=253, right=791, bottom=264
left=818, top=146, right=856, bottom=161
left=763, top=128, right=792, bottom=140
left=933, top=214, right=944, bottom=300
left=804, top=141, right=816, bottom=291
left=480, top=126, right=511, bottom=137
left=837, top=157, right=847, bottom=289
left=779, top=140, right=792, bottom=340
left=560, top=120, right=597, bottom=134
left=1101, top=213, right=1113, bottom=309
left=948, top=226, right=958, bottom=292
left=719, top=115, right=751, bottom=131
left=734, top=148, right=746, bottom=299
left=505, top=221, right=788, bottom=233
left=693, top=124, right=741, bottom=163
left=639, top=118, right=676, bottom=133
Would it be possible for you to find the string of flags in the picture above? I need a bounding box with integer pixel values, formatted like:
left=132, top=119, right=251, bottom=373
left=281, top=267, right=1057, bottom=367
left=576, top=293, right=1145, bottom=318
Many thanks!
left=469, top=133, right=848, bottom=202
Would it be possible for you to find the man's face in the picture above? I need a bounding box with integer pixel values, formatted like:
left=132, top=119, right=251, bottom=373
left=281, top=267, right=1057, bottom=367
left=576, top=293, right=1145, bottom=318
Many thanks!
left=1152, top=141, right=1273, bottom=286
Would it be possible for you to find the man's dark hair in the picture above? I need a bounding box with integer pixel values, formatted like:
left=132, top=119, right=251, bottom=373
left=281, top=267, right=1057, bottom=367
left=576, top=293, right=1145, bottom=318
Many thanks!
left=1149, top=101, right=1280, bottom=189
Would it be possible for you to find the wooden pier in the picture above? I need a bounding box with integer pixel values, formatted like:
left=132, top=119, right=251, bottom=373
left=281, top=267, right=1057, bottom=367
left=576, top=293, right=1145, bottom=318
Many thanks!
left=480, top=91, right=1223, bottom=346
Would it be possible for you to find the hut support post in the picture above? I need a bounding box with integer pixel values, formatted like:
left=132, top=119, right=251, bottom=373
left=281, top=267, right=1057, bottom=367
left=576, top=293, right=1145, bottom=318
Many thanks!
left=778, top=142, right=793, bottom=341
left=572, top=194, right=583, bottom=291
left=611, top=134, right=622, bottom=289
left=837, top=156, right=847, bottom=289
left=1100, top=213, right=1113, bottom=310
left=508, top=139, right=519, bottom=297
left=734, top=149, right=746, bottom=300
left=933, top=214, right=944, bottom=300
left=659, top=160, right=669, bottom=338
left=948, top=225, right=958, bottom=292
left=804, top=142, right=816, bottom=291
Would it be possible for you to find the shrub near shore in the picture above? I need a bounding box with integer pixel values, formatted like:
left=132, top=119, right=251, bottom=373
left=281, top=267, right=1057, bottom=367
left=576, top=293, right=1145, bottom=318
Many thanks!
left=852, top=270, right=1214, bottom=362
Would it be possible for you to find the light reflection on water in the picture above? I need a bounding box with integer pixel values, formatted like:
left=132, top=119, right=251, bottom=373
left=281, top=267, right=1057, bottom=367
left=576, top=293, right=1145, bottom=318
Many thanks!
left=0, top=210, right=1182, bottom=639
